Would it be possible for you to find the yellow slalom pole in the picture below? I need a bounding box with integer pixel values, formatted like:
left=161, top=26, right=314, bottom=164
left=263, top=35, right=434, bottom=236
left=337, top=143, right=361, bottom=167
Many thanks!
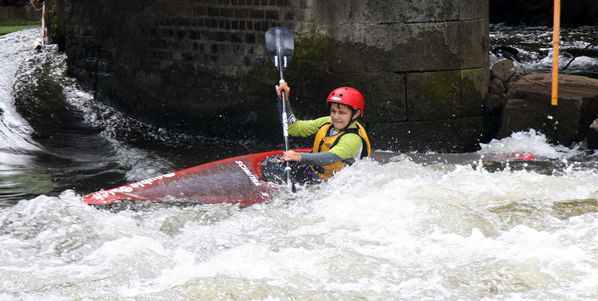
left=551, top=0, right=561, bottom=106
left=41, top=1, right=46, bottom=45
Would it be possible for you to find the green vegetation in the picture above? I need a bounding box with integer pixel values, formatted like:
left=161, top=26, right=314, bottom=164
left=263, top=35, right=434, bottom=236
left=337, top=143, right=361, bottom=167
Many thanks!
left=0, top=20, right=40, bottom=36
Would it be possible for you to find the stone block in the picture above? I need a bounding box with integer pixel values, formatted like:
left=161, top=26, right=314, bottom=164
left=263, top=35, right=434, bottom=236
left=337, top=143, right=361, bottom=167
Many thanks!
left=405, top=0, right=459, bottom=22
left=459, top=0, right=488, bottom=20
left=455, top=19, right=489, bottom=69
left=461, top=67, right=489, bottom=117
left=364, top=22, right=461, bottom=72
left=363, top=0, right=405, bottom=23
left=234, top=8, right=249, bottom=18
left=325, top=22, right=366, bottom=44
left=342, top=72, right=407, bottom=123
left=265, top=10, right=280, bottom=20
left=250, top=9, right=264, bottom=19
left=406, top=70, right=461, bottom=121
left=362, top=20, right=486, bottom=72
left=311, top=0, right=366, bottom=26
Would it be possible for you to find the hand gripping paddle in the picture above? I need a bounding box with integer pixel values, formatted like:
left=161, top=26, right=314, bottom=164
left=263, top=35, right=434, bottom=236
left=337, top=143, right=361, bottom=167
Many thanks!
left=265, top=26, right=295, bottom=191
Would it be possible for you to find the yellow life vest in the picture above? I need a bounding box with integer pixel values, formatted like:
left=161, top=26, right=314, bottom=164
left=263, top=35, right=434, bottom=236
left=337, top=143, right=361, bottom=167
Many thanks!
left=311, top=121, right=371, bottom=180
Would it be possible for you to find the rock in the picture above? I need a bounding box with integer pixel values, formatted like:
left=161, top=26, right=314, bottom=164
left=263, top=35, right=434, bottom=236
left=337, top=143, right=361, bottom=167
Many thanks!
left=489, top=77, right=506, bottom=95
left=491, top=46, right=520, bottom=61
left=485, top=94, right=505, bottom=113
left=585, top=119, right=598, bottom=149
left=491, top=59, right=516, bottom=82
left=499, top=73, right=598, bottom=145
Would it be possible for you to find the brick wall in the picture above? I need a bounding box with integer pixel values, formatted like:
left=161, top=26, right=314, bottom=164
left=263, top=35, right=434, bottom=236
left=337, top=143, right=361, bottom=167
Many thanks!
left=138, top=0, right=312, bottom=77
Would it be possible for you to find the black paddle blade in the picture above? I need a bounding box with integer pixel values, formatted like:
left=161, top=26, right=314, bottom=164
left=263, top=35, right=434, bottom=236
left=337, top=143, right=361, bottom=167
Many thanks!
left=265, top=27, right=294, bottom=71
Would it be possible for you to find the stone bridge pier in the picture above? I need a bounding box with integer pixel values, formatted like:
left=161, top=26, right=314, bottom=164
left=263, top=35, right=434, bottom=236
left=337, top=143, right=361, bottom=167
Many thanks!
left=47, top=0, right=489, bottom=152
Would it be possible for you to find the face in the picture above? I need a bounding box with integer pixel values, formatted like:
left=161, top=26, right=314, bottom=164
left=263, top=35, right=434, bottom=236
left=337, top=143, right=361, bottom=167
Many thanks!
left=330, top=103, right=360, bottom=130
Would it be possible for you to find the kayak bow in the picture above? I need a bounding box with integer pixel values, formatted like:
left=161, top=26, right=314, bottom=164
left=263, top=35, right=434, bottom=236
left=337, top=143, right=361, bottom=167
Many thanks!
left=85, top=149, right=308, bottom=206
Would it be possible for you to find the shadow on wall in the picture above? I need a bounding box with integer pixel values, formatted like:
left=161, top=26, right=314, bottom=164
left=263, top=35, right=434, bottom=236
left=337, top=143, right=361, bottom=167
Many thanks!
left=490, top=0, right=598, bottom=26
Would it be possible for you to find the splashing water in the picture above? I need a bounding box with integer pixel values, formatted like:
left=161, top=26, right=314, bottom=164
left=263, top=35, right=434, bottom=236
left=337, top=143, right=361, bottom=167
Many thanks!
left=479, top=129, right=576, bottom=159
left=1, top=133, right=597, bottom=300
left=490, top=24, right=598, bottom=78
left=0, top=28, right=597, bottom=300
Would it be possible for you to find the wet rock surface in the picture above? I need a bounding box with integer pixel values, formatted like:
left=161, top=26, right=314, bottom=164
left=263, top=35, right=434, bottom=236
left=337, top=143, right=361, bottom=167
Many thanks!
left=498, top=72, right=598, bottom=146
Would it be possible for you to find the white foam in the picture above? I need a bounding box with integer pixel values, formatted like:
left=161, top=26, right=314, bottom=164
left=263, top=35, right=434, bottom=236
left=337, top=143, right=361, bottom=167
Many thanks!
left=0, top=29, right=42, bottom=152
left=478, top=129, right=576, bottom=159
left=1, top=153, right=597, bottom=300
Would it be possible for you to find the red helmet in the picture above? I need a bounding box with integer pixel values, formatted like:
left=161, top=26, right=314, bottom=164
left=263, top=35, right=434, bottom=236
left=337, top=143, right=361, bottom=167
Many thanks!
left=326, top=87, right=364, bottom=116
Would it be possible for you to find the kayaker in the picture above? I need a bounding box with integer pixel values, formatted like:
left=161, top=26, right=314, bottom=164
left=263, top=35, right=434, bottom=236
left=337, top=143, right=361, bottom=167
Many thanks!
left=266, top=80, right=371, bottom=183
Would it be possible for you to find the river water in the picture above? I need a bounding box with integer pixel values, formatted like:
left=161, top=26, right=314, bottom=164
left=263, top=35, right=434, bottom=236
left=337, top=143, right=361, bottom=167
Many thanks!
left=0, top=28, right=597, bottom=300
left=490, top=24, right=598, bottom=78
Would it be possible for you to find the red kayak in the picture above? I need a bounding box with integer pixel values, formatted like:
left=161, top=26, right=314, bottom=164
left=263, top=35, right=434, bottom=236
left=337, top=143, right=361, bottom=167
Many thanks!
left=85, top=149, right=311, bottom=207
left=84, top=149, right=534, bottom=206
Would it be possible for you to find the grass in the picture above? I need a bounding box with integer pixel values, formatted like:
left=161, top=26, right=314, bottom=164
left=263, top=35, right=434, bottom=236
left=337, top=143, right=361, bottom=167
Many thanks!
left=0, top=24, right=40, bottom=35
left=0, top=20, right=41, bottom=36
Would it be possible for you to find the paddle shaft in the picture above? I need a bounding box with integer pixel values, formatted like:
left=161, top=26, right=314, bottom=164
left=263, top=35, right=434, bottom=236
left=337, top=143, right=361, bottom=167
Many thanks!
left=275, top=35, right=293, bottom=188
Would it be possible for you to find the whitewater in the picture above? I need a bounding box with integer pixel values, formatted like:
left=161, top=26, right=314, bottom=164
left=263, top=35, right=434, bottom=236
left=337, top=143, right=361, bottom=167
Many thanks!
left=0, top=29, right=596, bottom=300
